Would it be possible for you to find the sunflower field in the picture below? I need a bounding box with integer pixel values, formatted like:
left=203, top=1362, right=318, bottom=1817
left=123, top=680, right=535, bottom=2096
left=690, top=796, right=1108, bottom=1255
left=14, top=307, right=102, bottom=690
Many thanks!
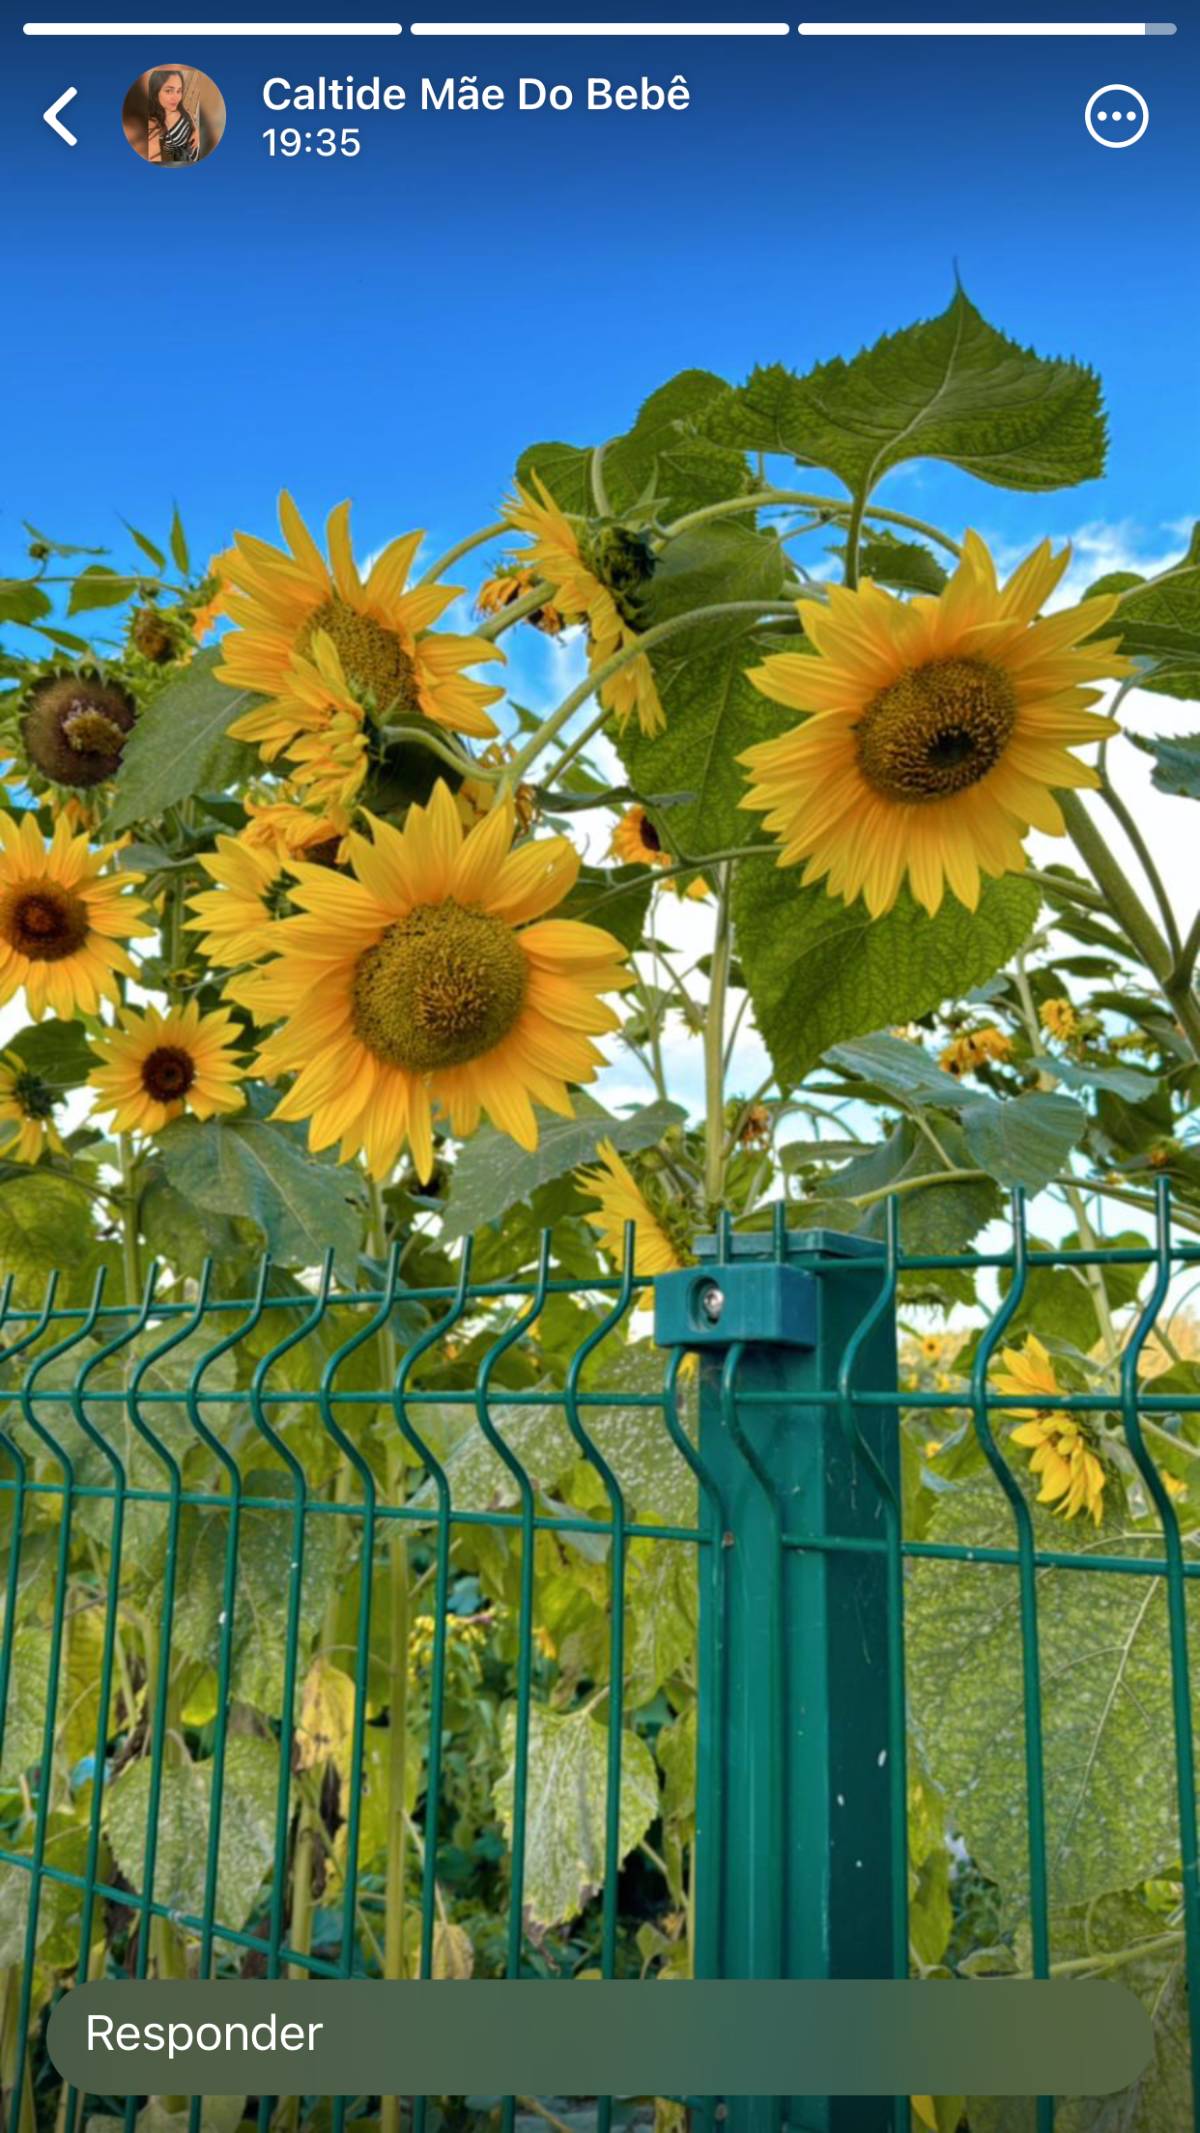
left=2, top=286, right=1200, bottom=2133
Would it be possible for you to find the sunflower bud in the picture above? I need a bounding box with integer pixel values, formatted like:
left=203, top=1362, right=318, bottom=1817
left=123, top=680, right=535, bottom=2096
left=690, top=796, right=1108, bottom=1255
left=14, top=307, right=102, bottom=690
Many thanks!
left=130, top=605, right=178, bottom=663
left=585, top=524, right=656, bottom=617
left=21, top=672, right=137, bottom=789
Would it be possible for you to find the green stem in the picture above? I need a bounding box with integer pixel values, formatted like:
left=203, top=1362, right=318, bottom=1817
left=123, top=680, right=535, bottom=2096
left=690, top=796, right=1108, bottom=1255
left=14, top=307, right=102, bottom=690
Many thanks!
left=1025, top=866, right=1107, bottom=912
left=541, top=704, right=612, bottom=789
left=659, top=490, right=963, bottom=558
left=504, top=601, right=796, bottom=786
left=590, top=442, right=614, bottom=518
left=1098, top=767, right=1183, bottom=962
left=416, top=519, right=509, bottom=589
left=474, top=580, right=555, bottom=641
left=842, top=486, right=869, bottom=590
left=118, top=1134, right=142, bottom=1306
left=376, top=723, right=479, bottom=780
left=1060, top=791, right=1200, bottom=1057
left=704, top=867, right=733, bottom=1211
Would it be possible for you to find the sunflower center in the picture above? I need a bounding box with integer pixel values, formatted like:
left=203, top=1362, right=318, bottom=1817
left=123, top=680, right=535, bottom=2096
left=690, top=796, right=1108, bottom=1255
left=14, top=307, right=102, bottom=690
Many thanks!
left=0, top=883, right=90, bottom=963
left=856, top=658, right=1019, bottom=803
left=13, top=1071, right=54, bottom=1122
left=301, top=597, right=422, bottom=719
left=638, top=815, right=662, bottom=854
left=351, top=901, right=528, bottom=1073
left=141, top=1046, right=196, bottom=1103
left=63, top=706, right=126, bottom=756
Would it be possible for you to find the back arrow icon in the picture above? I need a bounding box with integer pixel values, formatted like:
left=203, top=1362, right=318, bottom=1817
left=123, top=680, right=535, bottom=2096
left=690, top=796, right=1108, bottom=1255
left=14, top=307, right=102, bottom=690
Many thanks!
left=44, top=86, right=78, bottom=146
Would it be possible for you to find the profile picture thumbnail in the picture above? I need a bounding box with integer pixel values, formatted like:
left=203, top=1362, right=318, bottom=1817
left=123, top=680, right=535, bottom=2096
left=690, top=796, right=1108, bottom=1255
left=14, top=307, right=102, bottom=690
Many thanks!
left=122, top=64, right=226, bottom=166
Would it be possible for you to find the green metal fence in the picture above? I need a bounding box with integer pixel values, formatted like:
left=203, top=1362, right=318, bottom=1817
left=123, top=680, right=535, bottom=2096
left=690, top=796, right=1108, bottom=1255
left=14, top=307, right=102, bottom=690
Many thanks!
left=1, top=1186, right=1198, bottom=2133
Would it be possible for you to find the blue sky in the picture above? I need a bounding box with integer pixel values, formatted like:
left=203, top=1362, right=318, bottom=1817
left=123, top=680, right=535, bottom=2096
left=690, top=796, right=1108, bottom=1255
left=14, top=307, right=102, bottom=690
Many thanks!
left=3, top=7, right=1197, bottom=582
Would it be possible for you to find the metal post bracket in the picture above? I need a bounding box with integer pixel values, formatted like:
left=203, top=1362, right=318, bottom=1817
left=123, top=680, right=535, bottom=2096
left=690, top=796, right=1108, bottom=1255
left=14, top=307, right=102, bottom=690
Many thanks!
left=653, top=1263, right=817, bottom=1349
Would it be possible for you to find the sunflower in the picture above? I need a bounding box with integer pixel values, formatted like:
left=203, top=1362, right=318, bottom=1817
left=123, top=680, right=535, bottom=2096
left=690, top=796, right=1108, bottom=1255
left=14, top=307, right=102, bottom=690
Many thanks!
left=88, top=1002, right=246, bottom=1136
left=240, top=794, right=351, bottom=867
left=740, top=535, right=1129, bottom=917
left=454, top=745, right=536, bottom=834
left=21, top=671, right=137, bottom=791
left=0, top=812, right=151, bottom=1020
left=476, top=564, right=564, bottom=636
left=218, top=494, right=504, bottom=783
left=188, top=552, right=235, bottom=644
left=994, top=1334, right=1106, bottom=1525
left=578, top=1139, right=690, bottom=1284
left=1040, top=996, right=1079, bottom=1041
left=505, top=478, right=664, bottom=737
left=188, top=834, right=292, bottom=966
left=236, top=781, right=631, bottom=1180
left=611, top=806, right=670, bottom=869
left=0, top=1052, right=66, bottom=1163
left=939, top=1025, right=1014, bottom=1078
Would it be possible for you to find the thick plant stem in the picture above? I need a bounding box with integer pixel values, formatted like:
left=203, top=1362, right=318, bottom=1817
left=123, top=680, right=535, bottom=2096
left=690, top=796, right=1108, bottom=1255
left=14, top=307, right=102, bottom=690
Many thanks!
left=370, top=1178, right=409, bottom=2133
left=416, top=519, right=508, bottom=589
left=1060, top=791, right=1200, bottom=1057
left=704, top=867, right=733, bottom=1211
left=118, top=1134, right=142, bottom=1306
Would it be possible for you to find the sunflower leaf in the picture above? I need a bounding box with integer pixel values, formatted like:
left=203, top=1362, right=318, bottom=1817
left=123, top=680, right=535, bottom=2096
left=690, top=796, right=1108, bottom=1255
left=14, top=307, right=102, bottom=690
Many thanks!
left=0, top=579, right=53, bottom=626
left=1096, top=562, right=1200, bottom=701
left=4, top=1019, right=96, bottom=1091
left=156, top=1115, right=366, bottom=1280
left=735, top=857, right=1040, bottom=1088
left=440, top=1097, right=685, bottom=1243
left=105, top=648, right=262, bottom=831
left=1129, top=728, right=1200, bottom=796
left=67, top=565, right=142, bottom=614
left=959, top=1089, right=1085, bottom=1193
left=617, top=616, right=791, bottom=857
left=702, top=287, right=1106, bottom=498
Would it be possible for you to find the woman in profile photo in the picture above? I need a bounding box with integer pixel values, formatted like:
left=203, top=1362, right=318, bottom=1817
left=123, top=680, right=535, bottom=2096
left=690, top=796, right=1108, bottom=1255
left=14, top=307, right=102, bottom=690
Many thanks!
left=147, top=67, right=198, bottom=162
left=123, top=63, right=225, bottom=166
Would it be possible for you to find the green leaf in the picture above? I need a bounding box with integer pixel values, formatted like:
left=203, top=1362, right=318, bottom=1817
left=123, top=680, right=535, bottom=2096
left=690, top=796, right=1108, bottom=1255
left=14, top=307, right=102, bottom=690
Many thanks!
left=618, top=617, right=791, bottom=857
left=105, top=1736, right=282, bottom=1933
left=106, top=647, right=263, bottom=830
left=0, top=1172, right=97, bottom=1305
left=5, top=1018, right=96, bottom=1090
left=157, top=1115, right=366, bottom=1278
left=578, top=1338, right=696, bottom=1526
left=494, top=1704, right=659, bottom=1929
left=604, top=368, right=744, bottom=514
left=907, top=1474, right=1194, bottom=1911
left=67, top=565, right=140, bottom=615
left=1129, top=728, right=1200, bottom=798
left=639, top=520, right=787, bottom=626
left=121, top=521, right=166, bottom=572
left=515, top=440, right=593, bottom=515
left=1039, top=1053, right=1158, bottom=1102
left=0, top=1628, right=52, bottom=1780
left=849, top=534, right=948, bottom=596
left=703, top=288, right=1106, bottom=497
left=1101, top=566, right=1200, bottom=700
left=0, top=579, right=52, bottom=626
left=168, top=1475, right=340, bottom=1713
left=824, top=1032, right=972, bottom=1110
left=960, top=1090, right=1085, bottom=1193
left=736, top=859, right=1040, bottom=1088
left=440, top=1096, right=685, bottom=1242
left=169, top=503, right=191, bottom=576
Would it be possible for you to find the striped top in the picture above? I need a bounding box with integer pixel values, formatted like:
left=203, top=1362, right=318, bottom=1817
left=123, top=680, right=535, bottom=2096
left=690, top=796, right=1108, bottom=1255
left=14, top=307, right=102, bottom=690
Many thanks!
left=159, top=110, right=196, bottom=162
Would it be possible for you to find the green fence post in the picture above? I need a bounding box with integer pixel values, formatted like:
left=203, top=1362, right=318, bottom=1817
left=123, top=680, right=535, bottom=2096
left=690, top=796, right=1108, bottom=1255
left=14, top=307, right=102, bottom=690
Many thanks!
left=656, top=1221, right=903, bottom=2133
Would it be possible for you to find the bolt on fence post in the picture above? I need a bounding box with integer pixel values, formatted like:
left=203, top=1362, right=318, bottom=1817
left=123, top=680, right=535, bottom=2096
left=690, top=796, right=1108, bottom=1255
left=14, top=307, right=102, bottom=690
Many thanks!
left=656, top=1222, right=903, bottom=2133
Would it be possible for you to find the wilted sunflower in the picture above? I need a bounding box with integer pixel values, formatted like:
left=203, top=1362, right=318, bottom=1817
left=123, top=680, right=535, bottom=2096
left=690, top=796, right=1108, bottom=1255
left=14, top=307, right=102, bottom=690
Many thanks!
left=476, top=564, right=564, bottom=636
left=88, top=1002, right=246, bottom=1136
left=218, top=494, right=504, bottom=780
left=21, top=671, right=137, bottom=791
left=506, top=477, right=664, bottom=736
left=0, top=812, right=151, bottom=1019
left=0, top=1052, right=66, bottom=1163
left=994, top=1334, right=1106, bottom=1525
left=741, top=534, right=1129, bottom=916
left=236, top=782, right=631, bottom=1180
left=578, top=1139, right=690, bottom=1281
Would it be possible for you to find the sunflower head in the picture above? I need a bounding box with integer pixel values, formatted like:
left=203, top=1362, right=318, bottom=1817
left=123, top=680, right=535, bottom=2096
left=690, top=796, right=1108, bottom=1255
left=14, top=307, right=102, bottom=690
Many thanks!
left=940, top=1024, right=1015, bottom=1078
left=994, top=1335, right=1106, bottom=1526
left=0, top=1052, right=65, bottom=1164
left=476, top=565, right=564, bottom=637
left=129, top=604, right=181, bottom=665
left=88, top=1001, right=246, bottom=1136
left=1040, top=997, right=1079, bottom=1040
left=611, top=805, right=668, bottom=869
left=0, top=812, right=151, bottom=1020
left=21, top=672, right=137, bottom=790
left=741, top=534, right=1130, bottom=916
left=578, top=1138, right=693, bottom=1287
left=245, top=781, right=631, bottom=1180
left=584, top=524, right=656, bottom=618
